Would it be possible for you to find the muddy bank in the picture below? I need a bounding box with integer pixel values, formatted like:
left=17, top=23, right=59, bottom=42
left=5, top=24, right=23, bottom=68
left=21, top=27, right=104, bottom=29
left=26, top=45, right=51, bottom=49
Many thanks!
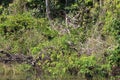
left=0, top=50, right=42, bottom=74
left=0, top=50, right=34, bottom=64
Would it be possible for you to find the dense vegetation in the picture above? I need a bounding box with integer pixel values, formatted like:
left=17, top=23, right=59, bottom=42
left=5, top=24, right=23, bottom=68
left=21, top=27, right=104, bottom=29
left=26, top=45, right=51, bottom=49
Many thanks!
left=0, top=0, right=120, bottom=80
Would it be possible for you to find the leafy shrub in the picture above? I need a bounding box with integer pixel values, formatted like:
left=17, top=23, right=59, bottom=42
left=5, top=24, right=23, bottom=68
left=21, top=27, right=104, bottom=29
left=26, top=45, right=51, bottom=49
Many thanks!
left=108, top=46, right=120, bottom=67
left=106, top=45, right=120, bottom=78
left=79, top=55, right=96, bottom=74
left=0, top=13, right=36, bottom=35
left=0, top=13, right=53, bottom=54
left=102, top=13, right=120, bottom=77
left=31, top=34, right=68, bottom=55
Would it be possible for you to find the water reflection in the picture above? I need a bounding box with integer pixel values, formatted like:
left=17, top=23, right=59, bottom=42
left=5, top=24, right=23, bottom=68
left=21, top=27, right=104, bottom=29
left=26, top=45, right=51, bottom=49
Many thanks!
left=0, top=63, right=86, bottom=80
left=0, top=72, right=89, bottom=80
left=0, top=63, right=116, bottom=80
left=0, top=73, right=109, bottom=80
left=0, top=73, right=33, bottom=80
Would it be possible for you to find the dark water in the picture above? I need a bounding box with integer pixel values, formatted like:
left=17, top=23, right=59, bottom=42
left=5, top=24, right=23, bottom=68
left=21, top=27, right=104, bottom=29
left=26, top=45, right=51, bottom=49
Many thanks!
left=0, top=63, right=119, bottom=80
left=0, top=73, right=118, bottom=80
left=0, top=73, right=86, bottom=80
left=0, top=74, right=86, bottom=80
left=0, top=72, right=111, bottom=80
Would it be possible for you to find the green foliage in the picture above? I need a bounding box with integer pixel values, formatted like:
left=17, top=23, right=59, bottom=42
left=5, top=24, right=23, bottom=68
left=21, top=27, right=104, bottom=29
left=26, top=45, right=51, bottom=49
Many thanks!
left=79, top=55, right=96, bottom=74
left=70, top=28, right=87, bottom=43
left=0, top=13, right=51, bottom=54
left=108, top=46, right=120, bottom=67
left=16, top=63, right=31, bottom=72
left=41, top=53, right=111, bottom=78
left=0, top=0, right=13, bottom=7
left=0, top=13, right=36, bottom=35
left=0, top=6, right=3, bottom=14
left=102, top=10, right=120, bottom=68
left=31, top=34, right=68, bottom=55
left=0, top=0, right=120, bottom=79
left=85, top=0, right=93, bottom=6
left=39, top=25, right=58, bottom=41
left=103, top=17, right=120, bottom=38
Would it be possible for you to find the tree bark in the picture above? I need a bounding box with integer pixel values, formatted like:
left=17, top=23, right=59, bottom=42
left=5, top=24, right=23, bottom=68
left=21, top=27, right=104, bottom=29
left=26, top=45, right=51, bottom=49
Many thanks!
left=45, top=0, right=52, bottom=20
